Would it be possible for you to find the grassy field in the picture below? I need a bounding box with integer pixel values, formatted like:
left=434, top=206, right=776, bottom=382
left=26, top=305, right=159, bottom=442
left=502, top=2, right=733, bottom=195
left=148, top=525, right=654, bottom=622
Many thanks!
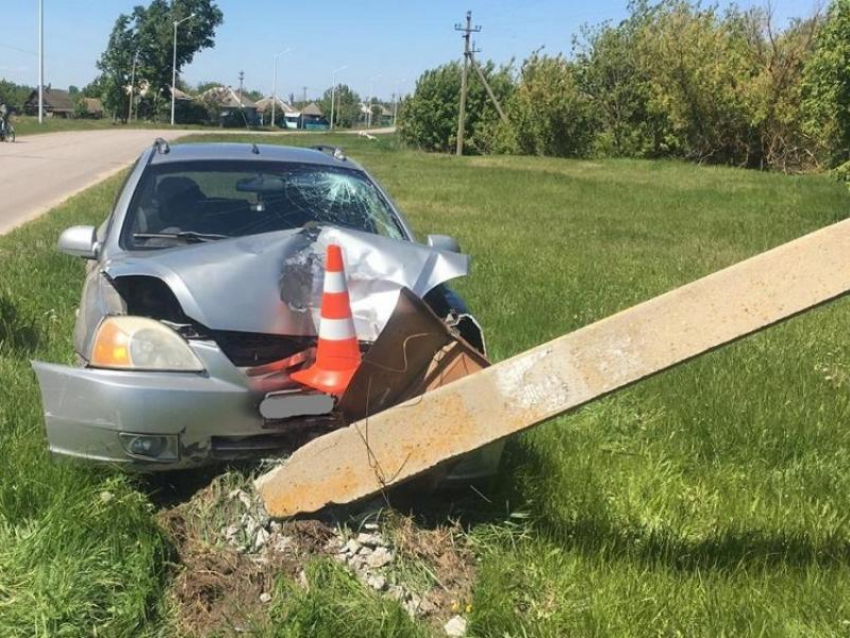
left=2, top=132, right=850, bottom=636
left=8, top=115, right=265, bottom=137
left=9, top=115, right=160, bottom=136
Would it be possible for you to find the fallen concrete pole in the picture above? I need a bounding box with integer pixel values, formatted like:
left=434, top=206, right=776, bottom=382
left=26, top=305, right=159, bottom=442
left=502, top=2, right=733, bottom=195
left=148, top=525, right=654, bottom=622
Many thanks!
left=257, top=218, right=850, bottom=517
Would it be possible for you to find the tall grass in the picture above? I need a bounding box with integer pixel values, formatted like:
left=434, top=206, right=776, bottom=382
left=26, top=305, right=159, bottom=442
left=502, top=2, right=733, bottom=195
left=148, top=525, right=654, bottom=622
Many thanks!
left=0, top=175, right=169, bottom=636
left=2, top=132, right=849, bottom=635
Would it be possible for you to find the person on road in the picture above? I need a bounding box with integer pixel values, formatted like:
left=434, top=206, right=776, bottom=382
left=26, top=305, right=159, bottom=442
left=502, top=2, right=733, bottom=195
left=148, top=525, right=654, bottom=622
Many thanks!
left=0, top=99, right=9, bottom=138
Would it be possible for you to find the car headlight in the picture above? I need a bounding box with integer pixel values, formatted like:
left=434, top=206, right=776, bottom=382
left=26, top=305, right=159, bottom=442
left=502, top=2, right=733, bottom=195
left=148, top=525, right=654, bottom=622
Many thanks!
left=90, top=316, right=204, bottom=372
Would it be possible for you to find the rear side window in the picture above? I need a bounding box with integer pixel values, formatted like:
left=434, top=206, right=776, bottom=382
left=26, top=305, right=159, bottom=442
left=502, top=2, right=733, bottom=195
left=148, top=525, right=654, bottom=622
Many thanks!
left=123, top=160, right=404, bottom=249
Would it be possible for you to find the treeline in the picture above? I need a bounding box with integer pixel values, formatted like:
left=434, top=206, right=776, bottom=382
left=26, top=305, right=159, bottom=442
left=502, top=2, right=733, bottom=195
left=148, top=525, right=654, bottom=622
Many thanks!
left=0, top=80, right=103, bottom=117
left=0, top=81, right=33, bottom=112
left=399, top=0, right=850, bottom=173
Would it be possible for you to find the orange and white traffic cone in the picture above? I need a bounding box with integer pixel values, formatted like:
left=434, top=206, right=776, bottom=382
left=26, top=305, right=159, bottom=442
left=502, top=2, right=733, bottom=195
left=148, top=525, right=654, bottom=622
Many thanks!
left=290, top=244, right=362, bottom=396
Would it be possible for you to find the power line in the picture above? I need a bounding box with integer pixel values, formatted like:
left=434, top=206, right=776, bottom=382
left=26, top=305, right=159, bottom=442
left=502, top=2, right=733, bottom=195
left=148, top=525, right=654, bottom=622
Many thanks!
left=454, top=10, right=480, bottom=156
left=0, top=42, right=37, bottom=56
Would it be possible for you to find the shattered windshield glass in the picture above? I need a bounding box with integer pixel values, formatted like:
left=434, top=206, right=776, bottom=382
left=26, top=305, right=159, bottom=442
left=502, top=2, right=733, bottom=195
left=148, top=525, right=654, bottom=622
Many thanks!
left=123, top=160, right=405, bottom=249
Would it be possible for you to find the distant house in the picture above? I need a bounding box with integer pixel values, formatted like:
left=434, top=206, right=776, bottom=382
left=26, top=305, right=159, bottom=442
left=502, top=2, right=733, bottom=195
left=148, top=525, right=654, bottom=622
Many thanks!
left=199, top=86, right=259, bottom=127
left=255, top=96, right=295, bottom=126
left=82, top=98, right=103, bottom=119
left=360, top=102, right=393, bottom=127
left=24, top=86, right=75, bottom=118
left=281, top=102, right=329, bottom=130
left=168, top=87, right=195, bottom=102
left=300, top=102, right=329, bottom=130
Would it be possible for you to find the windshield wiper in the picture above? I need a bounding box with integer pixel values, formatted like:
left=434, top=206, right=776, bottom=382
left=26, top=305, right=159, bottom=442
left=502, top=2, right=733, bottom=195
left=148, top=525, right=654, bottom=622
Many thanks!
left=133, top=231, right=230, bottom=244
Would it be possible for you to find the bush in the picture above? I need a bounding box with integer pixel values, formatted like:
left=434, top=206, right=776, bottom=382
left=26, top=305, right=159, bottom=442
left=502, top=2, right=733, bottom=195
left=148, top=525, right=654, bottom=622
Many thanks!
left=495, top=53, right=598, bottom=158
left=400, top=0, right=833, bottom=172
left=398, top=60, right=513, bottom=154
left=802, top=0, right=850, bottom=168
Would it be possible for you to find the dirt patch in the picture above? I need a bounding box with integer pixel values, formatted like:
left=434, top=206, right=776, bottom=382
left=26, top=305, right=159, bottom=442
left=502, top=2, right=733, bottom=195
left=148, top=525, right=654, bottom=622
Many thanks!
left=159, top=505, right=301, bottom=636
left=391, top=515, right=477, bottom=619
left=157, top=475, right=480, bottom=635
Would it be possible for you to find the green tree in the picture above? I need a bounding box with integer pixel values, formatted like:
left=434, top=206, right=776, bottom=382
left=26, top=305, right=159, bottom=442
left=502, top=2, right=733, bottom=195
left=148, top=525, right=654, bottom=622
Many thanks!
left=398, top=59, right=514, bottom=153
left=97, top=14, right=136, bottom=120
left=320, top=84, right=361, bottom=128
left=633, top=1, right=755, bottom=164
left=0, top=80, right=34, bottom=112
left=81, top=77, right=105, bottom=99
left=97, top=0, right=223, bottom=121
left=574, top=2, right=668, bottom=157
left=802, top=0, right=850, bottom=168
left=496, top=53, right=598, bottom=157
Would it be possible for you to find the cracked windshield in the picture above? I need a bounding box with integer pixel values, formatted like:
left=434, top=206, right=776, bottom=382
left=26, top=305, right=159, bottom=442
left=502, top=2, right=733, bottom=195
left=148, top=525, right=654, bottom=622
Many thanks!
left=126, top=161, right=404, bottom=248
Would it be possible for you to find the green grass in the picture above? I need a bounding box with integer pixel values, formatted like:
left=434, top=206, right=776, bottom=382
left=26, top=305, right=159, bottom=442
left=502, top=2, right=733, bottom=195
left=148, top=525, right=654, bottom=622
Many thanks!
left=0, top=174, right=169, bottom=636
left=2, top=132, right=850, bottom=635
left=9, top=115, right=271, bottom=137
left=9, top=115, right=158, bottom=136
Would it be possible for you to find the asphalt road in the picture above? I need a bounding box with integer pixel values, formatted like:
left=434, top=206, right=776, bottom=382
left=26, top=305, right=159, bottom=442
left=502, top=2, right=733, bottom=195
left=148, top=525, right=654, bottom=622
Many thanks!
left=0, top=128, right=183, bottom=236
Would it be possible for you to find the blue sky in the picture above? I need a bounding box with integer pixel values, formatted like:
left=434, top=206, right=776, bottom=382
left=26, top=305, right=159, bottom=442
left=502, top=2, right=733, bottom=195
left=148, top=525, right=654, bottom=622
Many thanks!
left=1, top=0, right=818, bottom=101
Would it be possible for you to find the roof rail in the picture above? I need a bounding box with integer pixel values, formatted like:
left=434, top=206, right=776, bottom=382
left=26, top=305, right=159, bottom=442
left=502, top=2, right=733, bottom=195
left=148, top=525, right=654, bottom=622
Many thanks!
left=311, top=145, right=346, bottom=161
left=153, top=137, right=170, bottom=154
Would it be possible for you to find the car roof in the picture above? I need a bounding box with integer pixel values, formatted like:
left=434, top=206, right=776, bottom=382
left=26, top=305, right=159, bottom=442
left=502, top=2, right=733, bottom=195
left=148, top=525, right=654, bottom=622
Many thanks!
left=148, top=142, right=364, bottom=171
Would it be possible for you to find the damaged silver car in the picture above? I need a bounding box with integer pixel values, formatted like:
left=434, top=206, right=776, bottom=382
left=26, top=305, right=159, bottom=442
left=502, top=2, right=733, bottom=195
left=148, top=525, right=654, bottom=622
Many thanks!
left=33, top=140, right=502, bottom=484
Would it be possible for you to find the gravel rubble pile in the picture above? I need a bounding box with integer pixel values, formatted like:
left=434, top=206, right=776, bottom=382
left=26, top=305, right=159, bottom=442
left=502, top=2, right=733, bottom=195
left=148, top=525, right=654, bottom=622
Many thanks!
left=220, top=488, right=467, bottom=633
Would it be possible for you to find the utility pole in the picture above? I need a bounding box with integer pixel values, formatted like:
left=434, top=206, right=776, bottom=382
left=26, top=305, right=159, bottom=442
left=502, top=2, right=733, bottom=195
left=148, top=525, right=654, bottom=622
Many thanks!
left=38, top=0, right=44, bottom=124
left=302, top=86, right=307, bottom=106
left=454, top=10, right=480, bottom=156
left=171, top=12, right=195, bottom=126
left=330, top=65, right=348, bottom=130
left=272, top=49, right=291, bottom=128
left=393, top=79, right=405, bottom=128
left=128, top=49, right=140, bottom=123
left=238, top=70, right=245, bottom=102
left=367, top=74, right=382, bottom=128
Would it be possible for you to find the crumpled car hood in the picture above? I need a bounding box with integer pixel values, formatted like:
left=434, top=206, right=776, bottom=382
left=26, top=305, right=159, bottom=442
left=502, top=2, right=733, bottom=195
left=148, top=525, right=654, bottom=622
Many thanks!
left=104, top=226, right=469, bottom=341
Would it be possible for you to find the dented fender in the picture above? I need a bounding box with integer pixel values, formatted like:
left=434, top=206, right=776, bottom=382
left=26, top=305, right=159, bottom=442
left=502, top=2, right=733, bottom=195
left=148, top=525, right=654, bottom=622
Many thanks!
left=32, top=340, right=265, bottom=468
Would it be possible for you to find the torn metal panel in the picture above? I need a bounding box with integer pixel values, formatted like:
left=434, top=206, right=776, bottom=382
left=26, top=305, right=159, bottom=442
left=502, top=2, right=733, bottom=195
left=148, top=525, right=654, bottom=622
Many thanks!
left=104, top=226, right=469, bottom=341
left=338, top=288, right=489, bottom=422
left=336, top=287, right=492, bottom=488
left=255, top=218, right=850, bottom=517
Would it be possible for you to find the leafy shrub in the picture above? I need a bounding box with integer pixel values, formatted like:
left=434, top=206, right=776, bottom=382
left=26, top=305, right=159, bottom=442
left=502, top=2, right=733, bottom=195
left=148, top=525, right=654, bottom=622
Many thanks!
left=398, top=60, right=513, bottom=154
left=495, top=53, right=598, bottom=158
left=802, top=0, right=850, bottom=168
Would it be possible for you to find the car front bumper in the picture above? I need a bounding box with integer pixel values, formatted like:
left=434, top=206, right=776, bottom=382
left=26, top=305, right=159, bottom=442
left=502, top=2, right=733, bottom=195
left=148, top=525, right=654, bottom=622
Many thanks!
left=32, top=340, right=503, bottom=479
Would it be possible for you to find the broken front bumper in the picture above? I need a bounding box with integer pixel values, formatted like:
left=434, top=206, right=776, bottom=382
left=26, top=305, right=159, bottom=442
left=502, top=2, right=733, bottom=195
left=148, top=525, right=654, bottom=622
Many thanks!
left=31, top=339, right=502, bottom=479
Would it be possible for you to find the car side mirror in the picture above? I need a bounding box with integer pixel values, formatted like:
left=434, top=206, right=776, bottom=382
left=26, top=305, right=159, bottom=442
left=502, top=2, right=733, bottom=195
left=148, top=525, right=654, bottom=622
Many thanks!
left=58, top=225, right=98, bottom=259
left=426, top=234, right=461, bottom=253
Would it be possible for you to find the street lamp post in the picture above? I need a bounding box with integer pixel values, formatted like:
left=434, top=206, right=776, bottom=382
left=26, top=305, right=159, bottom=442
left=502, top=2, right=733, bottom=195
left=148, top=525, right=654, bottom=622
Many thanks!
left=367, top=73, right=382, bottom=128
left=128, top=49, right=140, bottom=123
left=38, top=0, right=43, bottom=124
left=271, top=48, right=292, bottom=128
left=170, top=12, right=195, bottom=127
left=393, top=79, right=406, bottom=127
left=329, top=65, right=347, bottom=131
